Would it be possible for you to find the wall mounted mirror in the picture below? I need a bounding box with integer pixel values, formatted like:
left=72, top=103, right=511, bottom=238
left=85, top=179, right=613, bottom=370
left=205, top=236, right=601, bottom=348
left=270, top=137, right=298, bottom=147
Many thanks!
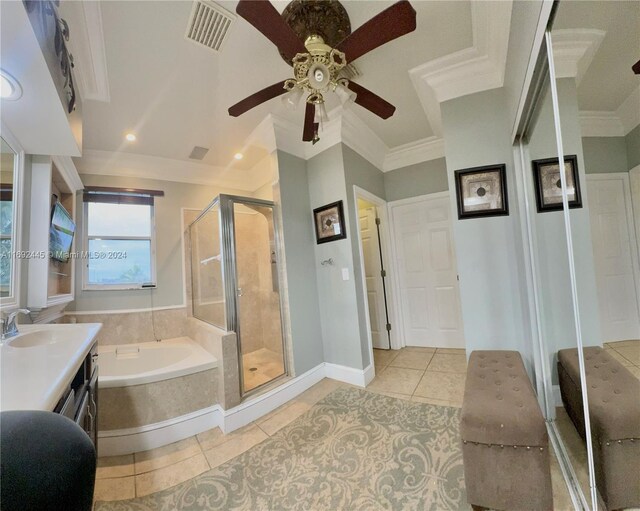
left=0, top=134, right=22, bottom=307
left=549, top=2, right=640, bottom=509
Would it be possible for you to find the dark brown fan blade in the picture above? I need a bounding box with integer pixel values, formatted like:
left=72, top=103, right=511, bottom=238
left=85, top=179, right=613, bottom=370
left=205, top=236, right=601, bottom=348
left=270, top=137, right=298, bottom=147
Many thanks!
left=302, top=102, right=316, bottom=141
left=228, top=81, right=287, bottom=117
left=236, top=0, right=306, bottom=61
left=347, top=81, right=396, bottom=119
left=633, top=59, right=640, bottom=75
left=336, top=1, right=416, bottom=63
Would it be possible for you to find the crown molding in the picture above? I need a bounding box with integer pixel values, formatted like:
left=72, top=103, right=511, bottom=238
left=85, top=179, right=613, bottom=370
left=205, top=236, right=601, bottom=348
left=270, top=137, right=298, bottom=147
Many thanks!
left=383, top=136, right=445, bottom=172
left=551, top=29, right=605, bottom=85
left=579, top=111, right=625, bottom=137
left=579, top=86, right=640, bottom=137
left=617, top=86, right=640, bottom=135
left=59, top=0, right=110, bottom=102
left=408, top=1, right=513, bottom=136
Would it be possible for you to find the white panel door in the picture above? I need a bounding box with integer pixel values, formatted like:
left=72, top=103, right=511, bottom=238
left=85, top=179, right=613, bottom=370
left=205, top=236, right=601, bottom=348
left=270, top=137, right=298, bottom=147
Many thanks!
left=392, top=195, right=465, bottom=348
left=587, top=177, right=640, bottom=341
left=359, top=207, right=389, bottom=349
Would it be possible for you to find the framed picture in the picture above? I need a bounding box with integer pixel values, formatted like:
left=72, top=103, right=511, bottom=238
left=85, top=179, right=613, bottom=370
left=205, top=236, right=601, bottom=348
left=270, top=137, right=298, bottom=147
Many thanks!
left=313, top=200, right=347, bottom=244
left=532, top=155, right=582, bottom=212
left=454, top=164, right=509, bottom=219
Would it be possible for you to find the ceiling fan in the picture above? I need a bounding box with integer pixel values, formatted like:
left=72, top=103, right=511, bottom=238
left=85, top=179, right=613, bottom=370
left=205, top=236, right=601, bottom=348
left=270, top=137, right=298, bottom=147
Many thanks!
left=228, top=0, right=417, bottom=143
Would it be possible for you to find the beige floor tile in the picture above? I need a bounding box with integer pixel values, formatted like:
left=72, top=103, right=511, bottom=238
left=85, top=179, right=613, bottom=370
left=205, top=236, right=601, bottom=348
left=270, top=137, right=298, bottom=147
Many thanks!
left=427, top=353, right=467, bottom=373
left=550, top=450, right=574, bottom=511
left=366, top=366, right=423, bottom=395
left=605, top=348, right=634, bottom=366
left=414, top=371, right=465, bottom=404
left=134, top=436, right=202, bottom=474
left=389, top=349, right=434, bottom=370
left=607, top=339, right=640, bottom=349
left=613, top=345, right=640, bottom=365
left=373, top=349, right=400, bottom=369
left=411, top=395, right=460, bottom=408
left=135, top=453, right=209, bottom=497
left=196, top=422, right=260, bottom=452
left=93, top=476, right=135, bottom=502
left=203, top=424, right=268, bottom=469
left=256, top=400, right=310, bottom=436
left=625, top=365, right=640, bottom=379
left=402, top=346, right=437, bottom=354
left=295, top=378, right=341, bottom=406
left=96, top=454, right=134, bottom=479
left=436, top=348, right=466, bottom=355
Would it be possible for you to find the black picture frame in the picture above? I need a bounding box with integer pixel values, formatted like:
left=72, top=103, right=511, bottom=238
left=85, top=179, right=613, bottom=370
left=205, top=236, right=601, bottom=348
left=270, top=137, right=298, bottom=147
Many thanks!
left=532, top=155, right=582, bottom=213
left=454, top=164, right=509, bottom=219
left=313, top=200, right=347, bottom=244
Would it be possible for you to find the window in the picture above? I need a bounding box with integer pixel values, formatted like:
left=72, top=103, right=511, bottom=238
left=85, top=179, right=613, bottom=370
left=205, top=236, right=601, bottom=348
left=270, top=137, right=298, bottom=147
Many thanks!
left=83, top=187, right=162, bottom=290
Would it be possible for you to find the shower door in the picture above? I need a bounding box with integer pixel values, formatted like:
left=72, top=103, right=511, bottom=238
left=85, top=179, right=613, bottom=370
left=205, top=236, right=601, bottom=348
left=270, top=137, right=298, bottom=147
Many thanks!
left=220, top=195, right=287, bottom=396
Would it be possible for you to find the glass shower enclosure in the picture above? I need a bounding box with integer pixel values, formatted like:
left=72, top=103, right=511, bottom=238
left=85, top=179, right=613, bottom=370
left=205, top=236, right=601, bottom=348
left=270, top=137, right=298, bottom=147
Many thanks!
left=189, top=195, right=286, bottom=396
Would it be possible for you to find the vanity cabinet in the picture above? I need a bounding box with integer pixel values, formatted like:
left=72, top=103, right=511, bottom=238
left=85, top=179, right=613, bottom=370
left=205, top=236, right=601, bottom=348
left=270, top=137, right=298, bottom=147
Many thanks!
left=54, top=342, right=98, bottom=447
left=27, top=156, right=83, bottom=316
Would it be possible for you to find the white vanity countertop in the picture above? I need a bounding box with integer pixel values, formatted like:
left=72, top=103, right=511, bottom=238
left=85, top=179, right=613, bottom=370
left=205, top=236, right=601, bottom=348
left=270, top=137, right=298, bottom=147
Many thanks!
left=0, top=323, right=102, bottom=412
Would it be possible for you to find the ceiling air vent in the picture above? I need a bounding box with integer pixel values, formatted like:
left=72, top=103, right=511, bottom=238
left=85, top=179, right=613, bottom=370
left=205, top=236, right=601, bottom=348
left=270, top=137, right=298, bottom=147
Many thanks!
left=185, top=1, right=235, bottom=53
left=189, top=146, right=210, bottom=160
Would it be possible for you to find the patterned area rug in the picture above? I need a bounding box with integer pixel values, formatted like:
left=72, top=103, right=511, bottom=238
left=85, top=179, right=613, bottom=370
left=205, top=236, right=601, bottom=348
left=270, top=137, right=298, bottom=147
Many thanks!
left=95, top=387, right=469, bottom=511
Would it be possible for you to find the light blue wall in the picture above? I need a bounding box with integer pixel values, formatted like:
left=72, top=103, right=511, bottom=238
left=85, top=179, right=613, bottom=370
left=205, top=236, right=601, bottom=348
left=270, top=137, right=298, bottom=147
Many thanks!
left=582, top=137, right=629, bottom=174
left=626, top=124, right=640, bottom=169
left=441, top=88, right=534, bottom=374
left=384, top=158, right=449, bottom=201
left=276, top=150, right=324, bottom=375
left=343, top=145, right=386, bottom=367
left=306, top=144, right=365, bottom=370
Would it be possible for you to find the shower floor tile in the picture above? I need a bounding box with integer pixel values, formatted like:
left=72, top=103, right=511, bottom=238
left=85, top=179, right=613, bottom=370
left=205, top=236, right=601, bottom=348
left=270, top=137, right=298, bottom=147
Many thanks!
left=243, top=348, right=285, bottom=392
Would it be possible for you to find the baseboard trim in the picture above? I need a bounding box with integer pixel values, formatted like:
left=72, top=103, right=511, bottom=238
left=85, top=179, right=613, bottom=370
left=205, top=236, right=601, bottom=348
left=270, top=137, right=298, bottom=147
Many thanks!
left=98, top=405, right=223, bottom=456
left=324, top=362, right=370, bottom=387
left=222, top=363, right=325, bottom=432
left=98, top=361, right=373, bottom=454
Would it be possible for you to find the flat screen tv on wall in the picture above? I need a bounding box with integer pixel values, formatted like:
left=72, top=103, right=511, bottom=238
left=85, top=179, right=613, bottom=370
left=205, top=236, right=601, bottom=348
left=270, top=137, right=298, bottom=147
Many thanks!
left=49, top=201, right=75, bottom=263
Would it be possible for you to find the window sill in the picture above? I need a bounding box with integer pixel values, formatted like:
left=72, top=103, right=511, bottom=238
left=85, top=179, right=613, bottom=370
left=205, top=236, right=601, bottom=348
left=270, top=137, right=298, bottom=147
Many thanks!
left=82, top=284, right=157, bottom=291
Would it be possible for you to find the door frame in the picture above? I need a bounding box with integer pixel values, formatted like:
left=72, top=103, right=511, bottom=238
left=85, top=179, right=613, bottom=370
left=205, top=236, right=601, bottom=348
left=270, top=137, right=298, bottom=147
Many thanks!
left=352, top=186, right=402, bottom=369
left=586, top=172, right=640, bottom=325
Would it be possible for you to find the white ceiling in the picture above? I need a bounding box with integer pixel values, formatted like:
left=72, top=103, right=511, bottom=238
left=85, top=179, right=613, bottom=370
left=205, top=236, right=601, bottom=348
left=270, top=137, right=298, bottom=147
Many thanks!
left=76, top=0, right=473, bottom=171
left=554, top=0, right=640, bottom=113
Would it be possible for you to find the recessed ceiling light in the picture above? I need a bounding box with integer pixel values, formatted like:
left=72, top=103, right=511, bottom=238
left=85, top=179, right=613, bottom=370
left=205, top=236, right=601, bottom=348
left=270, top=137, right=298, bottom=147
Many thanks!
left=125, top=133, right=137, bottom=142
left=0, top=69, right=22, bottom=101
left=234, top=153, right=243, bottom=160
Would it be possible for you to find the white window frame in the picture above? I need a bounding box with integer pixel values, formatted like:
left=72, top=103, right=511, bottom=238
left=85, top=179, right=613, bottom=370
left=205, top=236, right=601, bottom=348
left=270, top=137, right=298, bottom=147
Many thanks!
left=82, top=200, right=157, bottom=291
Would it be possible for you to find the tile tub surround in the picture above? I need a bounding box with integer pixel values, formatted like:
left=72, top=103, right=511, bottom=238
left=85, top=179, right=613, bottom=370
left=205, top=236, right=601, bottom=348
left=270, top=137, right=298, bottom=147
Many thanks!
left=187, top=318, right=240, bottom=409
left=64, top=308, right=189, bottom=346
left=98, top=368, right=218, bottom=431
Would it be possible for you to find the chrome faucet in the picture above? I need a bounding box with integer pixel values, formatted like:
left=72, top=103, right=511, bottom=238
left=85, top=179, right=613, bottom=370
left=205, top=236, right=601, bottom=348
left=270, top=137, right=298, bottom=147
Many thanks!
left=1, top=309, right=31, bottom=342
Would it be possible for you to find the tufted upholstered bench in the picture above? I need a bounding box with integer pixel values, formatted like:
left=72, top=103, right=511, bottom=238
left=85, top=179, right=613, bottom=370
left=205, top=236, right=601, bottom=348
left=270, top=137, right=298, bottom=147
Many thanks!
left=557, top=346, right=640, bottom=511
left=461, top=350, right=553, bottom=511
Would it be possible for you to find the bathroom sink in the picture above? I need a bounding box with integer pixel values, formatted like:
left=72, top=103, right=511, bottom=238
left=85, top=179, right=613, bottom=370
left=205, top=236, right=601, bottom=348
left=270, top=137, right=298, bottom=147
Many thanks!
left=7, top=329, right=66, bottom=348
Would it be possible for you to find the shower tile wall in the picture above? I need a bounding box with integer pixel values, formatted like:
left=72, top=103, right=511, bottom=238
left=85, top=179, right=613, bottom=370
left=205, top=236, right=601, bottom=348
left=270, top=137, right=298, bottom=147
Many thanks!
left=235, top=212, right=283, bottom=357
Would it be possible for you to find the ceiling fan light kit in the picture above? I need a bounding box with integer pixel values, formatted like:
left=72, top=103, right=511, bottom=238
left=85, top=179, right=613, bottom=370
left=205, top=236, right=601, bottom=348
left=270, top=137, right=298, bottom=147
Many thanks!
left=229, top=0, right=417, bottom=143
